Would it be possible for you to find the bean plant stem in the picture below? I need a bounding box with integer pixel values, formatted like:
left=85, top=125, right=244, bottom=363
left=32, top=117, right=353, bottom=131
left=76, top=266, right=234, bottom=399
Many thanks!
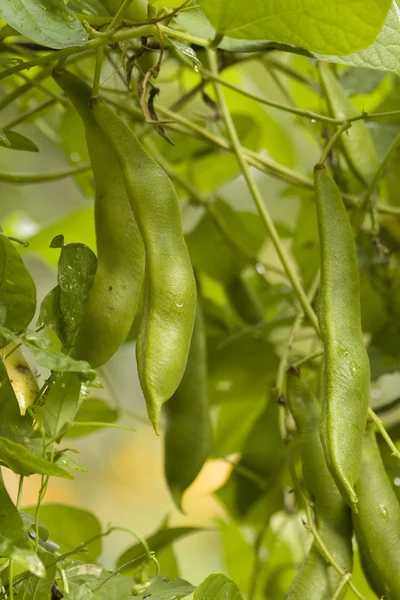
left=319, top=122, right=352, bottom=164
left=202, top=69, right=342, bottom=125
left=0, top=162, right=91, bottom=184
left=206, top=48, right=320, bottom=333
left=291, top=349, right=324, bottom=369
left=16, top=476, right=24, bottom=509
left=368, top=407, right=400, bottom=460
left=2, top=97, right=57, bottom=130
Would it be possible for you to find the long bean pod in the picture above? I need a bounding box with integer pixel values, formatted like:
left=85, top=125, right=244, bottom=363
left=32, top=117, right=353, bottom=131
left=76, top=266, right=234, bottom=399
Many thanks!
left=315, top=163, right=370, bottom=510
left=91, top=99, right=196, bottom=433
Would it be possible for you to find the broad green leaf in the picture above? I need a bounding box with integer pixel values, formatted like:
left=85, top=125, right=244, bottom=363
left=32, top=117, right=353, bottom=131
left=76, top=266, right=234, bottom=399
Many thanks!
left=340, top=68, right=386, bottom=96
left=40, top=242, right=97, bottom=353
left=318, top=2, right=400, bottom=76
left=216, top=401, right=284, bottom=517
left=0, top=437, right=73, bottom=478
left=69, top=0, right=109, bottom=15
left=217, top=521, right=254, bottom=595
left=0, top=360, right=34, bottom=444
left=116, top=525, right=204, bottom=573
left=24, top=208, right=95, bottom=269
left=175, top=7, right=314, bottom=53
left=65, top=573, right=195, bottom=600
left=0, top=480, right=44, bottom=576
left=194, top=574, right=242, bottom=600
left=65, top=399, right=119, bottom=438
left=0, top=327, right=96, bottom=378
left=0, top=131, right=39, bottom=152
left=24, top=504, right=102, bottom=562
left=0, top=234, right=36, bottom=332
left=186, top=201, right=265, bottom=285
left=157, top=544, right=179, bottom=579
left=0, top=0, right=88, bottom=50
left=15, top=551, right=57, bottom=599
left=20, top=512, right=50, bottom=542
left=42, top=372, right=82, bottom=439
left=198, top=0, right=391, bottom=55
left=208, top=334, right=278, bottom=406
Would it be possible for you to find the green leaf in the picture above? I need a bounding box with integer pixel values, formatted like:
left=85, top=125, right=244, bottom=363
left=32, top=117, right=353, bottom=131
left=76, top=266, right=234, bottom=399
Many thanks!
left=24, top=504, right=102, bottom=562
left=65, top=399, right=119, bottom=438
left=217, top=521, right=254, bottom=595
left=198, top=0, right=391, bottom=55
left=0, top=480, right=45, bottom=576
left=318, top=2, right=400, bottom=76
left=216, top=401, right=284, bottom=518
left=116, top=524, right=204, bottom=573
left=209, top=334, right=278, bottom=399
left=69, top=0, right=109, bottom=16
left=42, top=372, right=82, bottom=439
left=0, top=234, right=36, bottom=332
left=0, top=437, right=73, bottom=478
left=0, top=0, right=88, bottom=50
left=0, top=360, right=34, bottom=444
left=0, top=130, right=39, bottom=152
left=15, top=551, right=57, bottom=600
left=20, top=512, right=50, bottom=542
left=186, top=201, right=264, bottom=285
left=40, top=242, right=97, bottom=353
left=0, top=327, right=96, bottom=378
left=65, top=573, right=195, bottom=600
left=194, top=574, right=243, bottom=600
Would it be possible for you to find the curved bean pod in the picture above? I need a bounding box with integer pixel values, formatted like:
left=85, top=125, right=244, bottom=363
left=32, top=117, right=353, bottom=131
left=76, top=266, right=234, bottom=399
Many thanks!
left=315, top=163, right=370, bottom=510
left=91, top=99, right=196, bottom=433
left=286, top=370, right=353, bottom=599
left=164, top=299, right=211, bottom=510
left=353, top=425, right=400, bottom=599
left=53, top=70, right=144, bottom=368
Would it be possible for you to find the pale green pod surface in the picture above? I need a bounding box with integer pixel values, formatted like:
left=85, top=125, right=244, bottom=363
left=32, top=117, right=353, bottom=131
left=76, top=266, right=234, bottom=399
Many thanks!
left=353, top=426, right=400, bottom=600
left=286, top=372, right=352, bottom=599
left=287, top=546, right=333, bottom=600
left=163, top=300, right=211, bottom=510
left=53, top=70, right=144, bottom=368
left=319, top=63, right=377, bottom=186
left=91, top=100, right=197, bottom=433
left=314, top=164, right=369, bottom=510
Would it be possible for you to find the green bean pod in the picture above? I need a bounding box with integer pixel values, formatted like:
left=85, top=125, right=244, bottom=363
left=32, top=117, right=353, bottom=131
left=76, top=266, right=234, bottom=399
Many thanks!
left=318, top=63, right=377, bottom=186
left=53, top=70, right=145, bottom=368
left=226, top=273, right=264, bottom=325
left=91, top=99, right=197, bottom=433
left=315, top=164, right=369, bottom=510
left=163, top=299, right=211, bottom=510
left=353, top=425, right=400, bottom=599
left=286, top=370, right=353, bottom=599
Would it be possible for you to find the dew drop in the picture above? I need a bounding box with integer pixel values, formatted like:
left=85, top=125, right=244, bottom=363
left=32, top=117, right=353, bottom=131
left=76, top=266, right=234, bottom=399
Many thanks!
left=379, top=503, right=389, bottom=519
left=256, top=262, right=266, bottom=275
